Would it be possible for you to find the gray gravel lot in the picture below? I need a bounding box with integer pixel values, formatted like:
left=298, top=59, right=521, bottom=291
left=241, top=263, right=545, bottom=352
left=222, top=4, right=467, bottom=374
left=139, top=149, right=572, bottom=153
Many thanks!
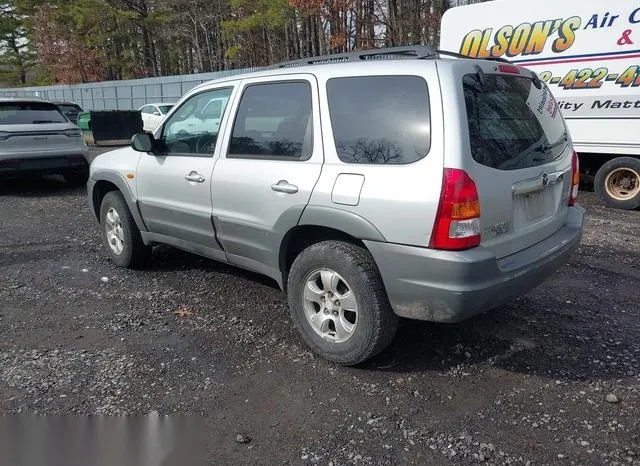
left=1, top=147, right=639, bottom=465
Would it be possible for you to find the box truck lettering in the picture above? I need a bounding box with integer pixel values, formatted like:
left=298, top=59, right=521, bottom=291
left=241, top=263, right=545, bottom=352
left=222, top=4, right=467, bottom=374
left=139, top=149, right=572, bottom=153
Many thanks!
left=460, top=17, right=581, bottom=58
left=460, top=8, right=640, bottom=59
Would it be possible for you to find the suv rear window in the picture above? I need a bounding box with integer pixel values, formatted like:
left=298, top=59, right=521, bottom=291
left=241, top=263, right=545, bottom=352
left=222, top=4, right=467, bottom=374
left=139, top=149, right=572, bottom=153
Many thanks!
left=463, top=74, right=568, bottom=170
left=327, top=76, right=430, bottom=164
left=0, top=102, right=68, bottom=125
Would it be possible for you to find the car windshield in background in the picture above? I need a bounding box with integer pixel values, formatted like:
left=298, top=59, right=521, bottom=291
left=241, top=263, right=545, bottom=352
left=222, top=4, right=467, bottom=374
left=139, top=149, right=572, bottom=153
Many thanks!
left=158, top=105, right=173, bottom=114
left=0, top=102, right=68, bottom=125
left=463, top=74, right=568, bottom=171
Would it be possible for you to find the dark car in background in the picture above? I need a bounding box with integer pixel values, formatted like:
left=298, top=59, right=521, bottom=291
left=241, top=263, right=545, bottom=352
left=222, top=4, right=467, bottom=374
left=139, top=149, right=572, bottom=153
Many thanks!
left=53, top=101, right=84, bottom=125
left=0, top=97, right=90, bottom=184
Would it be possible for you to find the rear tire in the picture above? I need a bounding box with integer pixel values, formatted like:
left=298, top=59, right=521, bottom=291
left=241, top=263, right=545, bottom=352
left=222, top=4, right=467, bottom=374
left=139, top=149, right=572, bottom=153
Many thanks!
left=100, top=191, right=151, bottom=268
left=594, top=157, right=640, bottom=210
left=287, top=240, right=398, bottom=366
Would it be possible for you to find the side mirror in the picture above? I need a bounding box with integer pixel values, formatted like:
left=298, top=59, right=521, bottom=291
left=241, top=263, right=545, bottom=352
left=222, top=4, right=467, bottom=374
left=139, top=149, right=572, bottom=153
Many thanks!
left=131, top=132, right=154, bottom=153
left=153, top=111, right=161, bottom=116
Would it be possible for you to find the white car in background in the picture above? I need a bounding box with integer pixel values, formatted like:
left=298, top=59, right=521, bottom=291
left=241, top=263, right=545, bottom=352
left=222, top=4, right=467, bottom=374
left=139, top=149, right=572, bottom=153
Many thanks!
left=138, top=103, right=175, bottom=132
left=163, top=95, right=229, bottom=140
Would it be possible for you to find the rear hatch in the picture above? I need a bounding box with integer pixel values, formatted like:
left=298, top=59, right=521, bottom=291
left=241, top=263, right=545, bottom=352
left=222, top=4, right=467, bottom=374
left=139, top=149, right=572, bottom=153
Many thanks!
left=460, top=64, right=573, bottom=259
left=0, top=101, right=83, bottom=157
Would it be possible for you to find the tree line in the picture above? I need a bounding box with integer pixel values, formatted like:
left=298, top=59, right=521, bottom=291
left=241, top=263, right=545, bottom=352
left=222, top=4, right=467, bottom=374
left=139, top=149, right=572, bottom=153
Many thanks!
left=0, top=0, right=453, bottom=86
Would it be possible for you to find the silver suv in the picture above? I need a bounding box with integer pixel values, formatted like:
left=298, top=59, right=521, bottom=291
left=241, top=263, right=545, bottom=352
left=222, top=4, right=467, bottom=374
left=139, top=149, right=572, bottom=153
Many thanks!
left=0, top=98, right=90, bottom=184
left=88, top=46, right=585, bottom=365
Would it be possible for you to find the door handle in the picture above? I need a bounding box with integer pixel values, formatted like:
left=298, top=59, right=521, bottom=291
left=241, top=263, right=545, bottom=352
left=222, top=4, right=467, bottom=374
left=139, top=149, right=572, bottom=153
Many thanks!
left=271, top=180, right=298, bottom=194
left=185, top=172, right=206, bottom=183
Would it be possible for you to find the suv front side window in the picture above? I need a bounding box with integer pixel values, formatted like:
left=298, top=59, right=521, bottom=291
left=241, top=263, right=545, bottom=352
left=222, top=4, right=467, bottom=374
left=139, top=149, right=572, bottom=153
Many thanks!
left=326, top=75, right=431, bottom=165
left=228, top=81, right=313, bottom=160
left=160, top=87, right=232, bottom=156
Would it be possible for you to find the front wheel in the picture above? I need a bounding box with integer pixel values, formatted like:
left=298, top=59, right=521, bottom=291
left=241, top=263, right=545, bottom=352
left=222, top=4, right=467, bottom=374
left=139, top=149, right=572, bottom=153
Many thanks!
left=287, top=241, right=398, bottom=365
left=100, top=191, right=151, bottom=268
left=594, top=157, right=640, bottom=210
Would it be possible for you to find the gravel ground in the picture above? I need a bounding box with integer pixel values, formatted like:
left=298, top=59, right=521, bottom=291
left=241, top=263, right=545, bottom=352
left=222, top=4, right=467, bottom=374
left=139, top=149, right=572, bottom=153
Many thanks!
left=1, top=148, right=639, bottom=465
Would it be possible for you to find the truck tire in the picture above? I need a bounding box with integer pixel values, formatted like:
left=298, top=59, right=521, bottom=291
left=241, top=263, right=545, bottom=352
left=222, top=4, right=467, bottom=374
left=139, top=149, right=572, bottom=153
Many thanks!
left=287, top=240, right=398, bottom=366
left=594, top=157, right=640, bottom=210
left=100, top=191, right=151, bottom=268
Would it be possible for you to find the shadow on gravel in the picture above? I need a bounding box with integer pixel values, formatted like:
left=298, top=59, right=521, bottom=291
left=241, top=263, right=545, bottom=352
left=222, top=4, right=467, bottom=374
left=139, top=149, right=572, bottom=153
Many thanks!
left=0, top=247, right=67, bottom=267
left=148, top=245, right=280, bottom=289
left=363, top=292, right=638, bottom=382
left=0, top=176, right=85, bottom=198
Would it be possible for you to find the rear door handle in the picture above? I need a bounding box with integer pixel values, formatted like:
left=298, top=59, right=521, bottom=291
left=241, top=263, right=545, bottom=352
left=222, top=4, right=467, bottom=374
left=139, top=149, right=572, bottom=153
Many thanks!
left=271, top=180, right=298, bottom=194
left=185, top=172, right=206, bottom=183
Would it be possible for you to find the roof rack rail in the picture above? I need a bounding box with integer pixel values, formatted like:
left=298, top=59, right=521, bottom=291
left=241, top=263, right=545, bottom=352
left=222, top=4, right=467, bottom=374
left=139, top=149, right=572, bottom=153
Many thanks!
left=270, top=45, right=437, bottom=69
left=267, top=46, right=512, bottom=70
left=434, top=50, right=512, bottom=63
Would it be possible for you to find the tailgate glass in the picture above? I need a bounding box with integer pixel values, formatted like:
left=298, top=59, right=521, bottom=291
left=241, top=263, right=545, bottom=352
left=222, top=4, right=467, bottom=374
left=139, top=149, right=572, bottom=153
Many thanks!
left=463, top=74, right=567, bottom=170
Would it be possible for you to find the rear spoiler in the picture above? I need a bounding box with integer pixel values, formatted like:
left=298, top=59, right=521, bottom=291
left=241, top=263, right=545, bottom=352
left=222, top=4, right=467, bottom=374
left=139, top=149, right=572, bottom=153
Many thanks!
left=434, top=50, right=512, bottom=64
left=451, top=51, right=543, bottom=90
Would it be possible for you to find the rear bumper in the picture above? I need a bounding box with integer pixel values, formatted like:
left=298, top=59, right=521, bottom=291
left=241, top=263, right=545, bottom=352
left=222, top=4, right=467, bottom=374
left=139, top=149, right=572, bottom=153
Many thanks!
left=0, top=151, right=89, bottom=178
left=365, top=206, right=585, bottom=323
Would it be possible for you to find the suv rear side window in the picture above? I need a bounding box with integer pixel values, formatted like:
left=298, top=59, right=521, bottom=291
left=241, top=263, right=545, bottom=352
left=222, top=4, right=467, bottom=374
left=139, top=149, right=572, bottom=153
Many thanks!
left=463, top=74, right=568, bottom=170
left=229, top=81, right=313, bottom=160
left=0, top=102, right=67, bottom=125
left=326, top=76, right=431, bottom=164
left=58, top=104, right=82, bottom=114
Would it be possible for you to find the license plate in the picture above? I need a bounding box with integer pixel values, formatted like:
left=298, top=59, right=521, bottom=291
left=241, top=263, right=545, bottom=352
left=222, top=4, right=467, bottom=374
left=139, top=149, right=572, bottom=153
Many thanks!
left=523, top=190, right=545, bottom=221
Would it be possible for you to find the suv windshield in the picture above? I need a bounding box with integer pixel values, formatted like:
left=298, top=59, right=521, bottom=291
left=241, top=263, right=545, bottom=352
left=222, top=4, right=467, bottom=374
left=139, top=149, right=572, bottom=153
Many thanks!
left=463, top=74, right=568, bottom=170
left=0, top=102, right=68, bottom=125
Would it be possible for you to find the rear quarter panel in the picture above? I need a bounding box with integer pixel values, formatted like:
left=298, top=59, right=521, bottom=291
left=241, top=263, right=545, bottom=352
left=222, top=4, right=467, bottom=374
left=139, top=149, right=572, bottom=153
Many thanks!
left=307, top=61, right=445, bottom=247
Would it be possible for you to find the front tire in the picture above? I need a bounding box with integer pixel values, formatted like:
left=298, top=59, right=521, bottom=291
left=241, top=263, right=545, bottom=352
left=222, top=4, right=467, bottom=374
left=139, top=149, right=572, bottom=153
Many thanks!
left=287, top=241, right=398, bottom=365
left=100, top=191, right=151, bottom=268
left=594, top=157, right=640, bottom=210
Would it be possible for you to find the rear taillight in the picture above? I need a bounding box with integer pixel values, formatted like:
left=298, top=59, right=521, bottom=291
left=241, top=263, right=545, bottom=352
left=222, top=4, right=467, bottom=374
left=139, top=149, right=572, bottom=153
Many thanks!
left=569, top=150, right=579, bottom=206
left=429, top=168, right=481, bottom=251
left=63, top=129, right=83, bottom=138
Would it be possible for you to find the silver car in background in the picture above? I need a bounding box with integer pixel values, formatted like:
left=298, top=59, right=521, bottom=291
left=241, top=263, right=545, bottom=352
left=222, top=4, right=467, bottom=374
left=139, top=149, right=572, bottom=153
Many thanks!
left=0, top=98, right=90, bottom=185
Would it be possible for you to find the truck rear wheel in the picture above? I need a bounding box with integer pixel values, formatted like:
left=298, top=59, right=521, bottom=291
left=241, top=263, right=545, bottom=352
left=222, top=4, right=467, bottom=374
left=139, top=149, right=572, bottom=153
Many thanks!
left=594, top=157, right=640, bottom=210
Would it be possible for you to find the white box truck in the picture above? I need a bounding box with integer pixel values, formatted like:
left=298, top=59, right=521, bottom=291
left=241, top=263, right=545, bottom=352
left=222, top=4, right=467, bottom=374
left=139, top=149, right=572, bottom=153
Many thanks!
left=441, top=0, right=640, bottom=210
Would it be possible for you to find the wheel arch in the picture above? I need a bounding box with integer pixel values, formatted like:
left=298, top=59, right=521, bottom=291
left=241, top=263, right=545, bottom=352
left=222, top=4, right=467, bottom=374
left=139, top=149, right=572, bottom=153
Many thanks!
left=279, top=207, right=387, bottom=291
left=89, top=170, right=148, bottom=232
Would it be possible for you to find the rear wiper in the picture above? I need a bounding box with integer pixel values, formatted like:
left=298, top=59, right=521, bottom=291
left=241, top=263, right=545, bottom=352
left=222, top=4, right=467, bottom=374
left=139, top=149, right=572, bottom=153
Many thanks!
left=535, top=132, right=568, bottom=154
left=32, top=120, right=61, bottom=124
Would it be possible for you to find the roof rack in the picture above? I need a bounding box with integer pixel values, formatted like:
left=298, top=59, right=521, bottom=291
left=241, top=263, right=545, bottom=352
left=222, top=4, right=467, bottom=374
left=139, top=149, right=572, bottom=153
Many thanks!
left=270, top=45, right=438, bottom=69
left=268, top=46, right=512, bottom=69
